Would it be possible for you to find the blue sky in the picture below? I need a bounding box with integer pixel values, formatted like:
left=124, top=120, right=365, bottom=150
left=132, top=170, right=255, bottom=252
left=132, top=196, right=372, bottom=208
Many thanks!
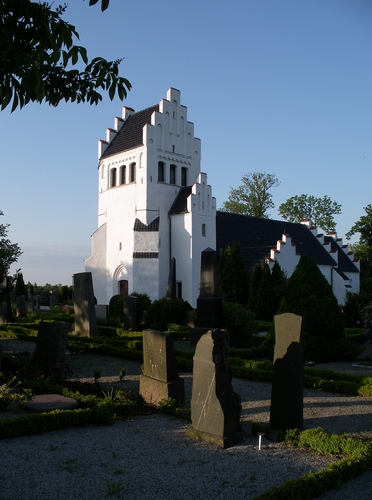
left=1, top=0, right=371, bottom=285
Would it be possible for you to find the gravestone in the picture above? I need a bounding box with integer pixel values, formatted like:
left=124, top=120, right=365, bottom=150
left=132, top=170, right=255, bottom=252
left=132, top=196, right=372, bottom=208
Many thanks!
left=0, top=277, right=13, bottom=324
left=33, top=322, right=69, bottom=381
left=166, top=257, right=177, bottom=299
left=270, top=313, right=304, bottom=431
left=16, top=295, right=26, bottom=317
left=186, top=329, right=242, bottom=448
left=123, top=296, right=138, bottom=331
left=191, top=248, right=223, bottom=345
left=139, top=329, right=185, bottom=407
left=73, top=272, right=99, bottom=337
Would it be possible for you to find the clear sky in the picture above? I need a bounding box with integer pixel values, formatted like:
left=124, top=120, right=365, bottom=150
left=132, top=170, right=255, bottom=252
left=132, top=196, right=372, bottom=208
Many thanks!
left=1, top=0, right=371, bottom=286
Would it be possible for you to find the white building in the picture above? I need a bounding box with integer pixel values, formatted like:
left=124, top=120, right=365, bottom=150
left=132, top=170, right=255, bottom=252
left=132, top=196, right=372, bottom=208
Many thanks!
left=85, top=88, right=216, bottom=307
left=86, top=88, right=359, bottom=307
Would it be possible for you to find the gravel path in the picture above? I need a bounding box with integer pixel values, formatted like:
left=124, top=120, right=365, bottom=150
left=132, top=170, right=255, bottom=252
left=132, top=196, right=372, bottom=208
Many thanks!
left=1, top=339, right=372, bottom=499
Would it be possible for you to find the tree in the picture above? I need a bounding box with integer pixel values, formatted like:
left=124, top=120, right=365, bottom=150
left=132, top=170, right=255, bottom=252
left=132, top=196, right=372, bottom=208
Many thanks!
left=278, top=194, right=341, bottom=233
left=1, top=0, right=131, bottom=112
left=220, top=172, right=280, bottom=218
left=14, top=271, right=26, bottom=297
left=0, top=210, right=22, bottom=282
left=217, top=243, right=248, bottom=305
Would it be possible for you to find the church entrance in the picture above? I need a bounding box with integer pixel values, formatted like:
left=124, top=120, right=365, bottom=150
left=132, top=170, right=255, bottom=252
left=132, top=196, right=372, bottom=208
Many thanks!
left=119, top=279, right=128, bottom=296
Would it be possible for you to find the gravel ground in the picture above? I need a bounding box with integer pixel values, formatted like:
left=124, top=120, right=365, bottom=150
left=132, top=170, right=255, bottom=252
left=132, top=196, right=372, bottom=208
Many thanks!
left=1, top=339, right=372, bottom=499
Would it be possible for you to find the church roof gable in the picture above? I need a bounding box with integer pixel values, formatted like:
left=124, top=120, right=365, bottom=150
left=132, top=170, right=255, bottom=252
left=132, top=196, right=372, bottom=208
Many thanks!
left=100, top=104, right=159, bottom=159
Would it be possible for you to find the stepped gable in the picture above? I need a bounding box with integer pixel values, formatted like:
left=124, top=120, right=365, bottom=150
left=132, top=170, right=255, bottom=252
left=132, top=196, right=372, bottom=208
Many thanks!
left=324, top=236, right=359, bottom=274
left=100, top=104, right=159, bottom=159
left=216, top=211, right=337, bottom=272
left=168, top=187, right=192, bottom=215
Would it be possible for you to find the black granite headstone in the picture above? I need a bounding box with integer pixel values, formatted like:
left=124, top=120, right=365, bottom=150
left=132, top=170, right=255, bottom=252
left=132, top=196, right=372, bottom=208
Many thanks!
left=166, top=257, right=177, bottom=299
left=123, top=295, right=138, bottom=331
left=270, top=313, right=304, bottom=431
left=186, top=329, right=242, bottom=448
left=33, top=322, right=69, bottom=380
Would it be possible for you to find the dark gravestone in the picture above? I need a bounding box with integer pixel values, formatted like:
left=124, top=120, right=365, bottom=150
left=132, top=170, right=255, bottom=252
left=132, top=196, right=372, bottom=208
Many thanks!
left=191, top=248, right=223, bottom=345
left=16, top=295, right=26, bottom=317
left=0, top=277, right=13, bottom=324
left=270, top=313, right=304, bottom=431
left=166, top=257, right=177, bottom=299
left=74, top=272, right=99, bottom=337
left=33, top=322, right=69, bottom=381
left=186, top=329, right=242, bottom=448
left=123, top=296, right=138, bottom=331
left=139, top=329, right=185, bottom=407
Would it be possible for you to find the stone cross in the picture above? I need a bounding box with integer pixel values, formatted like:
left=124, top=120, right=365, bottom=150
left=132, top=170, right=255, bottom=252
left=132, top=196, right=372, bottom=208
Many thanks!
left=270, top=312, right=304, bottom=431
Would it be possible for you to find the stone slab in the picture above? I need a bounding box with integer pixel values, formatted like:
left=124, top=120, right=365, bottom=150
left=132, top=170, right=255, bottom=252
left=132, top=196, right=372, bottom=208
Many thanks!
left=139, top=375, right=185, bottom=407
left=25, top=394, right=80, bottom=413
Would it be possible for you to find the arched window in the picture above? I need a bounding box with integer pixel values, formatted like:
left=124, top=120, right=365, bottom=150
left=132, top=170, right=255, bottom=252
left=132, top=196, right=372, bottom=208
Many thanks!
left=120, top=165, right=126, bottom=185
left=181, top=167, right=187, bottom=187
left=130, top=163, right=136, bottom=183
left=202, top=223, right=206, bottom=237
left=170, top=164, right=176, bottom=185
left=110, top=168, right=117, bottom=188
left=158, top=162, right=165, bottom=182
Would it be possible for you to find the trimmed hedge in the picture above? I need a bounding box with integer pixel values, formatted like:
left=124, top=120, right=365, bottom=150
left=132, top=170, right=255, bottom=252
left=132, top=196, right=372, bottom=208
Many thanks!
left=253, top=428, right=372, bottom=500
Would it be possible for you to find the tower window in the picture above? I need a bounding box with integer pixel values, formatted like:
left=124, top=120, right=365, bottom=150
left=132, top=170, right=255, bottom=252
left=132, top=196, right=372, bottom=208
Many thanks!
left=130, top=163, right=136, bottom=183
left=170, top=164, right=176, bottom=184
left=181, top=167, right=187, bottom=187
left=120, top=165, right=126, bottom=185
left=158, top=162, right=165, bottom=182
left=110, top=168, right=117, bottom=188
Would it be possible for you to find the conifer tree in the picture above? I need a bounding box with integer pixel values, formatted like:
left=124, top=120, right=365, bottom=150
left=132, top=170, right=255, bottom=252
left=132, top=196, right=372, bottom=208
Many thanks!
left=218, top=243, right=248, bottom=305
left=278, top=254, right=344, bottom=339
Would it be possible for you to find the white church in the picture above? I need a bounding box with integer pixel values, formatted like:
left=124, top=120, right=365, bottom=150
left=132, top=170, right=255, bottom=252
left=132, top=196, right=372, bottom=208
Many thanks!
left=85, top=88, right=359, bottom=308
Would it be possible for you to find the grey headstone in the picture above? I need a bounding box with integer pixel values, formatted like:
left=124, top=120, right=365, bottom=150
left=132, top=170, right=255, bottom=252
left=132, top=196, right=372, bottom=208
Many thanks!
left=16, top=295, right=26, bottom=317
left=73, top=272, right=99, bottom=337
left=139, top=329, right=185, bottom=407
left=33, top=322, right=69, bottom=380
left=270, top=313, right=304, bottom=431
left=186, top=329, right=242, bottom=448
left=123, top=296, right=138, bottom=331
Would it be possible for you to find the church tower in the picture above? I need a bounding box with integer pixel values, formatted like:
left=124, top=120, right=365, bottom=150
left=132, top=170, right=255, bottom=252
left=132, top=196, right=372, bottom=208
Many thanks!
left=85, top=88, right=216, bottom=307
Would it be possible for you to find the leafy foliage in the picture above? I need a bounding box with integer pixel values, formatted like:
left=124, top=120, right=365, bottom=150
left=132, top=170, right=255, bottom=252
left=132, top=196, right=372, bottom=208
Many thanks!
left=217, top=242, right=248, bottom=304
left=278, top=194, right=342, bottom=233
left=0, top=210, right=22, bottom=282
left=278, top=254, right=344, bottom=340
left=220, top=172, right=280, bottom=218
left=222, top=301, right=256, bottom=348
left=145, top=297, right=192, bottom=331
left=0, top=0, right=131, bottom=112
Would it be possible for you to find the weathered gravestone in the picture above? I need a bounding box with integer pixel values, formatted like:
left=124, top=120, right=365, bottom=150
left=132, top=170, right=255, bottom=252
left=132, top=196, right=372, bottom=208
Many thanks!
left=139, top=329, right=185, bottom=407
left=186, top=329, right=243, bottom=448
left=123, top=295, right=138, bottom=331
left=270, top=312, right=304, bottom=431
left=190, top=248, right=223, bottom=346
left=73, top=272, right=99, bottom=337
left=16, top=295, right=26, bottom=317
left=0, top=277, right=13, bottom=324
left=166, top=257, right=177, bottom=299
left=33, top=322, right=69, bottom=381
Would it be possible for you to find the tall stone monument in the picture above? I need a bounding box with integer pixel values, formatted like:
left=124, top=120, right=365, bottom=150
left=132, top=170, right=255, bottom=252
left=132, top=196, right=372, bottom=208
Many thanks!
left=270, top=312, right=304, bottom=431
left=139, top=329, right=185, bottom=407
left=191, top=248, right=223, bottom=345
left=166, top=257, right=177, bottom=299
left=186, top=329, right=242, bottom=448
left=73, top=272, right=100, bottom=337
left=0, top=277, right=13, bottom=324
